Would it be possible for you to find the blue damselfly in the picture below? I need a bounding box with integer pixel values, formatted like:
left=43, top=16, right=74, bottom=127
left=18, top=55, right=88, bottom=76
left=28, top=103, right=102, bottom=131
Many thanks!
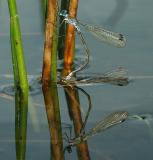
left=59, top=10, right=126, bottom=80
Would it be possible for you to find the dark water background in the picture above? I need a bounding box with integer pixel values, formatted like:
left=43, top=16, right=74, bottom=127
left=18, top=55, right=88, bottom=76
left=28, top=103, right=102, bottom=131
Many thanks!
left=0, top=0, right=153, bottom=159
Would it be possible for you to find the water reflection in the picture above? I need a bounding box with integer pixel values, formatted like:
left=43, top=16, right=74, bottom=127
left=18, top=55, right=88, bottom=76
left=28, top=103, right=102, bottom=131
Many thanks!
left=42, top=82, right=64, bottom=160
left=105, top=0, right=128, bottom=28
left=15, top=88, right=28, bottom=160
left=130, top=114, right=153, bottom=140
left=1, top=75, right=153, bottom=159
left=0, top=67, right=129, bottom=98
left=0, top=68, right=129, bottom=160
left=64, top=111, right=128, bottom=153
left=63, top=84, right=91, bottom=159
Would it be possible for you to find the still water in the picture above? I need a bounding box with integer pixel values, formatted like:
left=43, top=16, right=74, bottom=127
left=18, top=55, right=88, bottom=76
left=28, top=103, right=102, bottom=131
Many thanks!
left=0, top=0, right=153, bottom=159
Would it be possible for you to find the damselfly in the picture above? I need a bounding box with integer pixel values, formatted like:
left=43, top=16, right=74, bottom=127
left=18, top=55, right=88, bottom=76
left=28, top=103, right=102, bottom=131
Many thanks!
left=59, top=10, right=126, bottom=80
left=59, top=67, right=129, bottom=87
left=64, top=111, right=128, bottom=152
left=0, top=67, right=128, bottom=98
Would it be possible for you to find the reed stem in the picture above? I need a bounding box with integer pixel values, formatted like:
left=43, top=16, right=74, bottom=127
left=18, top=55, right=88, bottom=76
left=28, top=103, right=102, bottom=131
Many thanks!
left=42, top=0, right=58, bottom=84
left=58, top=0, right=70, bottom=59
left=62, top=0, right=79, bottom=77
left=8, top=0, right=28, bottom=94
left=51, top=27, right=58, bottom=82
left=8, top=1, right=29, bottom=159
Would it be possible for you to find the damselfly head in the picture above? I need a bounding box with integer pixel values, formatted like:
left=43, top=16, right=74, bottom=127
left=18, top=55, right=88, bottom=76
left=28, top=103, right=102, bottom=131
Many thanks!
left=64, top=145, right=72, bottom=153
left=59, top=10, right=68, bottom=17
left=118, top=33, right=126, bottom=47
left=120, top=111, right=129, bottom=121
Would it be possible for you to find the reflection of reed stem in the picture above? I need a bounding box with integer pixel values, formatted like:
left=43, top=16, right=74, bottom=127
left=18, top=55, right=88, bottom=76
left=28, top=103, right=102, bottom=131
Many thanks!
left=40, top=0, right=48, bottom=31
left=15, top=91, right=28, bottom=160
left=105, top=0, right=128, bottom=28
left=64, top=86, right=90, bottom=160
left=42, top=83, right=64, bottom=160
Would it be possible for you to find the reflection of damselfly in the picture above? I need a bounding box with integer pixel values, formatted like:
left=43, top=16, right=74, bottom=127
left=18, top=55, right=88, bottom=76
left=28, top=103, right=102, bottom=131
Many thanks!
left=64, top=111, right=128, bottom=153
left=59, top=10, right=126, bottom=80
left=62, top=68, right=128, bottom=143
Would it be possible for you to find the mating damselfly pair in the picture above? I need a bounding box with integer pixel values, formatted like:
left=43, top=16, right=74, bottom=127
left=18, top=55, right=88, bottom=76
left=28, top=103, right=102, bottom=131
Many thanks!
left=64, top=111, right=128, bottom=152
left=59, top=10, right=127, bottom=81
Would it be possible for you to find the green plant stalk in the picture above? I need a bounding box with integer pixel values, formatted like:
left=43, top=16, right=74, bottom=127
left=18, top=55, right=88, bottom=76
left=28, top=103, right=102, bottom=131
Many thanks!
left=58, top=0, right=70, bottom=59
left=8, top=0, right=28, bottom=94
left=8, top=0, right=28, bottom=159
left=10, top=19, right=19, bottom=85
left=51, top=26, right=58, bottom=82
left=43, top=0, right=48, bottom=17
left=40, top=0, right=48, bottom=30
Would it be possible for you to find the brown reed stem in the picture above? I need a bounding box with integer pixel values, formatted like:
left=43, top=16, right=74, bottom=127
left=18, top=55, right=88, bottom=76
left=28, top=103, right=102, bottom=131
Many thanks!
left=62, top=0, right=79, bottom=76
left=61, top=0, right=91, bottom=159
left=42, top=0, right=58, bottom=84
